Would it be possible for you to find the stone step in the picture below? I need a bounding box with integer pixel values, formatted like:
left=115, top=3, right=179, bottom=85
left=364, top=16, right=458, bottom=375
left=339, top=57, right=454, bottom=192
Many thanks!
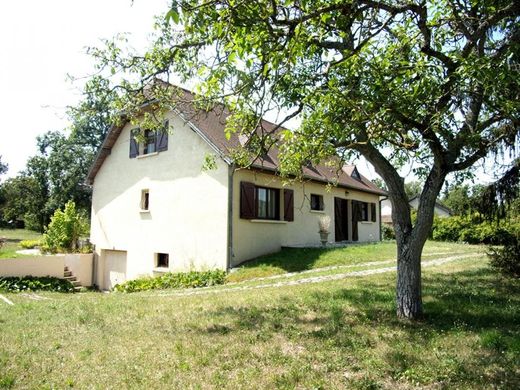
left=63, top=266, right=82, bottom=292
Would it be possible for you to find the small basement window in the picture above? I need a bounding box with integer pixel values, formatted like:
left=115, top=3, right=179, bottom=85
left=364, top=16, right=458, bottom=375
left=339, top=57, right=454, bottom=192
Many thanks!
left=310, top=194, right=324, bottom=211
left=141, top=189, right=150, bottom=211
left=156, top=253, right=169, bottom=268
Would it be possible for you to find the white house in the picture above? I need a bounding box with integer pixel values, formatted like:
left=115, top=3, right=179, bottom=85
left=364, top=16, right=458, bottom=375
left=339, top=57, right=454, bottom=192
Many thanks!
left=87, top=88, right=386, bottom=290
left=381, top=195, right=452, bottom=224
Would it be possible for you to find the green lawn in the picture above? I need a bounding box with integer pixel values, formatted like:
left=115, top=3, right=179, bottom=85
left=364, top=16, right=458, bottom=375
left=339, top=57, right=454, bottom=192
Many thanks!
left=228, top=240, right=482, bottom=283
left=0, top=229, right=42, bottom=259
left=0, top=251, right=518, bottom=389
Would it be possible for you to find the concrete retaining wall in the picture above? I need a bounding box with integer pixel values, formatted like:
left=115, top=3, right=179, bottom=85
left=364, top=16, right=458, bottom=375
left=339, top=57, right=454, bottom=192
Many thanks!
left=0, top=254, right=93, bottom=286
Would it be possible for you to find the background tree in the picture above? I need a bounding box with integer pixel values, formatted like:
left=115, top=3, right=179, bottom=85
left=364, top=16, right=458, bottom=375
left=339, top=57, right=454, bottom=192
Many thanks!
left=0, top=175, right=47, bottom=230
left=0, top=91, right=112, bottom=231
left=404, top=181, right=423, bottom=200
left=81, top=0, right=519, bottom=319
left=0, top=156, right=7, bottom=177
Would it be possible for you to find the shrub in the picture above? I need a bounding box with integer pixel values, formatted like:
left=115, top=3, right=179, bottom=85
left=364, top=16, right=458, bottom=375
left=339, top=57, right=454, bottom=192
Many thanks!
left=41, top=201, right=89, bottom=253
left=113, top=270, right=227, bottom=293
left=488, top=237, right=520, bottom=278
left=432, top=215, right=519, bottom=245
left=19, top=240, right=41, bottom=249
left=382, top=224, right=395, bottom=240
left=0, top=276, right=74, bottom=293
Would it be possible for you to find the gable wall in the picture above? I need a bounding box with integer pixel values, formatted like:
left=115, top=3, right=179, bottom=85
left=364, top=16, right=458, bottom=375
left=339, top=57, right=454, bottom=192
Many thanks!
left=90, top=111, right=229, bottom=288
left=231, top=169, right=381, bottom=266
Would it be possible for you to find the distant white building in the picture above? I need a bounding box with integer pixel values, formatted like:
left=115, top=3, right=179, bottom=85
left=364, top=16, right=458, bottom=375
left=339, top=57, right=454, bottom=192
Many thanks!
left=381, top=195, right=452, bottom=224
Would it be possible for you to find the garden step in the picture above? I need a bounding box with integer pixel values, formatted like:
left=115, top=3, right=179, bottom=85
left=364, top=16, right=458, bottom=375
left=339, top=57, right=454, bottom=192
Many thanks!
left=62, top=266, right=82, bottom=291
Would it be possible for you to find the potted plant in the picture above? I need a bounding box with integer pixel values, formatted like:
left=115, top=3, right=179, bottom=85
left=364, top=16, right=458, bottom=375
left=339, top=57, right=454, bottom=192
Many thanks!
left=318, top=215, right=331, bottom=247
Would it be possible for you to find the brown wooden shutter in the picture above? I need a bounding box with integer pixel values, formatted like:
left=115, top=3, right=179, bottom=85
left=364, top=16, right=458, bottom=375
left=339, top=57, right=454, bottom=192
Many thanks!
left=371, top=203, right=377, bottom=222
left=129, top=129, right=139, bottom=158
left=240, top=182, right=256, bottom=219
left=283, top=189, right=294, bottom=222
left=157, top=121, right=169, bottom=152
left=351, top=200, right=360, bottom=241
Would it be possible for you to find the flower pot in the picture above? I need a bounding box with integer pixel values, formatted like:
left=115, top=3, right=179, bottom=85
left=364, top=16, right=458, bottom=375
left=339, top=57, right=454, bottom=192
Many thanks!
left=319, top=231, right=329, bottom=246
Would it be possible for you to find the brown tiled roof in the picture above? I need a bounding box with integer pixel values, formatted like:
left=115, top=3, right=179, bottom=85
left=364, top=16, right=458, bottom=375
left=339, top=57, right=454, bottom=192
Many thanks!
left=86, top=87, right=387, bottom=196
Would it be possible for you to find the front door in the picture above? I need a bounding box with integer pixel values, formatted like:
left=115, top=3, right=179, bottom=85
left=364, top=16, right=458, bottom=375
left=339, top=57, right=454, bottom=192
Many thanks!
left=334, top=197, right=349, bottom=242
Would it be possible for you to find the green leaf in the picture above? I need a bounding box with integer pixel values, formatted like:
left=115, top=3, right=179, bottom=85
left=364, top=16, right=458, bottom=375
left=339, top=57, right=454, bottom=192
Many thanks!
left=166, top=8, right=180, bottom=24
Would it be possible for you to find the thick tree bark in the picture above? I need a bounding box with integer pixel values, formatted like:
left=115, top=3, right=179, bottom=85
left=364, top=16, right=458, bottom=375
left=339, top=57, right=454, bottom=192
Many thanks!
left=356, top=136, right=447, bottom=319
left=392, top=165, right=447, bottom=319
left=395, top=236, right=424, bottom=318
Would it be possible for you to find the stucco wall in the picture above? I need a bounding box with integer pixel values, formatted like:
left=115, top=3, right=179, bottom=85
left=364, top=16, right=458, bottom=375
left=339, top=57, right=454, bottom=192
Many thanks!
left=231, top=169, right=381, bottom=266
left=64, top=254, right=94, bottom=286
left=0, top=256, right=64, bottom=278
left=0, top=254, right=93, bottom=286
left=90, top=111, right=229, bottom=288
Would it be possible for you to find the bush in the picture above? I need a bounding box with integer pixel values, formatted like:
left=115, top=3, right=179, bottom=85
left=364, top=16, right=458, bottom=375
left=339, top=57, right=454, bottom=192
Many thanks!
left=488, top=237, right=520, bottom=278
left=382, top=224, right=395, bottom=240
left=0, top=276, right=74, bottom=293
left=431, top=215, right=519, bottom=245
left=113, top=270, right=227, bottom=293
left=41, top=201, right=89, bottom=253
left=19, top=240, right=41, bottom=249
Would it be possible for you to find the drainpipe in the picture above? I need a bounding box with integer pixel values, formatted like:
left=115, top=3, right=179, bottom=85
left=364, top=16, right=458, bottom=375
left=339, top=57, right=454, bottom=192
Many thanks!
left=226, top=164, right=235, bottom=271
left=379, top=195, right=388, bottom=241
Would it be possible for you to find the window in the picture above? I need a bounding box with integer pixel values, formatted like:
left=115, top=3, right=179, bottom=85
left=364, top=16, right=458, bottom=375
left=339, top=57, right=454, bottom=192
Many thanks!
left=143, top=130, right=156, bottom=154
left=141, top=189, right=150, bottom=211
left=361, top=202, right=369, bottom=221
left=240, top=182, right=284, bottom=221
left=351, top=167, right=361, bottom=181
left=129, top=121, right=169, bottom=158
left=256, top=187, right=280, bottom=220
left=310, top=194, right=324, bottom=211
left=156, top=253, right=169, bottom=268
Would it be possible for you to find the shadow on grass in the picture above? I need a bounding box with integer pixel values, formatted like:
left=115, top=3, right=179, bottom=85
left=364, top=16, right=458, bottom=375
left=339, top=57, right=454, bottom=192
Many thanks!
left=195, top=267, right=520, bottom=387
left=236, top=247, right=341, bottom=273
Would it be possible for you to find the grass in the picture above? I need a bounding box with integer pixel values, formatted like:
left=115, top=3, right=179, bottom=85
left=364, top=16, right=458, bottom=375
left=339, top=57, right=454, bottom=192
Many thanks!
left=0, top=251, right=518, bottom=389
left=227, top=240, right=482, bottom=283
left=0, top=229, right=42, bottom=259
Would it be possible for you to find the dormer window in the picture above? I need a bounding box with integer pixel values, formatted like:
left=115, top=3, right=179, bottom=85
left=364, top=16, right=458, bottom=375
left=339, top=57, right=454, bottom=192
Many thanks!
left=351, top=167, right=361, bottom=181
left=143, top=130, right=156, bottom=155
left=129, top=121, right=169, bottom=158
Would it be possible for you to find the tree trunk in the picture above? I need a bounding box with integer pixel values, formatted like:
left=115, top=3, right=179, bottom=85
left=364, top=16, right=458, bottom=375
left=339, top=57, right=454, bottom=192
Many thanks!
left=392, top=167, right=447, bottom=319
left=396, top=234, right=424, bottom=318
left=354, top=134, right=446, bottom=319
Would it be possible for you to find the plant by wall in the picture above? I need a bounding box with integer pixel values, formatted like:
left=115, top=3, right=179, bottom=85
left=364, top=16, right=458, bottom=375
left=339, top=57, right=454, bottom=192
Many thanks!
left=41, top=201, right=89, bottom=253
left=113, top=270, right=227, bottom=293
left=0, top=276, right=74, bottom=293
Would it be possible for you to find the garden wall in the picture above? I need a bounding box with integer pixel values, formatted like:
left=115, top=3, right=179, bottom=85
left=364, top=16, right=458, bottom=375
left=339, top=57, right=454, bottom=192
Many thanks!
left=0, top=254, right=93, bottom=286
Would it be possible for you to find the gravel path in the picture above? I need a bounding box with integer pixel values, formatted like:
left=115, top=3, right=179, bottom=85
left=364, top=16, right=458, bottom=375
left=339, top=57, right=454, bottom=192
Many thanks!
left=156, top=252, right=483, bottom=298
left=227, top=250, right=472, bottom=285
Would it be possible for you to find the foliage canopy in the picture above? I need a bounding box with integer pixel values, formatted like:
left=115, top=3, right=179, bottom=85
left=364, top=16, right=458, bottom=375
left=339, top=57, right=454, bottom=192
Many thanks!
left=82, top=0, right=519, bottom=318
